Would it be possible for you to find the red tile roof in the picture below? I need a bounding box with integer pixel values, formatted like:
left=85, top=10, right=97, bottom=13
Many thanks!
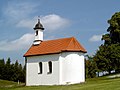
left=24, top=37, right=87, bottom=57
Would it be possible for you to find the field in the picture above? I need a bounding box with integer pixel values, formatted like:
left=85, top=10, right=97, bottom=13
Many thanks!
left=0, top=76, right=120, bottom=90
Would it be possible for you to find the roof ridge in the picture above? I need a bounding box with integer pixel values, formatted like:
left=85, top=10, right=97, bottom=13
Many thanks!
left=64, top=37, right=75, bottom=50
left=43, top=37, right=73, bottom=42
left=73, top=38, right=81, bottom=49
left=73, top=38, right=87, bottom=52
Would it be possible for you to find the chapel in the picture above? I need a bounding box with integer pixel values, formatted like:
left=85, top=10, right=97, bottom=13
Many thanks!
left=24, top=19, right=87, bottom=86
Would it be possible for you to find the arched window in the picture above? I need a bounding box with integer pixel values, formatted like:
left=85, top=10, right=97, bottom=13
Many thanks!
left=39, top=62, right=42, bottom=74
left=48, top=61, right=52, bottom=74
left=36, top=31, right=38, bottom=36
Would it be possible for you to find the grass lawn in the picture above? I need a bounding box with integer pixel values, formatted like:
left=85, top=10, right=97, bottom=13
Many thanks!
left=0, top=76, right=120, bottom=90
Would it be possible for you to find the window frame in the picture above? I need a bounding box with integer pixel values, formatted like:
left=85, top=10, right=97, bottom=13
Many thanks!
left=36, top=30, right=38, bottom=36
left=47, top=61, right=52, bottom=74
left=38, top=62, right=42, bottom=74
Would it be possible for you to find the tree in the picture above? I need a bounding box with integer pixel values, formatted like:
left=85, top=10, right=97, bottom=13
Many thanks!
left=10, top=60, right=25, bottom=82
left=102, top=12, right=120, bottom=45
left=108, top=44, right=120, bottom=72
left=94, top=12, right=120, bottom=74
left=3, top=57, right=12, bottom=80
left=107, top=12, right=120, bottom=44
left=94, top=45, right=114, bottom=74
left=10, top=60, right=19, bottom=82
left=0, top=57, right=26, bottom=82
left=85, top=55, right=97, bottom=78
left=103, top=12, right=120, bottom=73
left=0, top=59, right=5, bottom=79
left=18, top=64, right=26, bottom=82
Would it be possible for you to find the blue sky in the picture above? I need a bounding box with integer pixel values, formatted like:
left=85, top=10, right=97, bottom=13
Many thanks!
left=0, top=0, right=120, bottom=64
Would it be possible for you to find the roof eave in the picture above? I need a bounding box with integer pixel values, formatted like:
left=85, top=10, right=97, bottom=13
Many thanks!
left=23, top=51, right=61, bottom=57
left=61, top=50, right=87, bottom=53
left=24, top=50, right=87, bottom=57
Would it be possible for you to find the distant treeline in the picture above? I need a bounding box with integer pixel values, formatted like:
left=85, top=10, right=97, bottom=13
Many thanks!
left=0, top=58, right=25, bottom=82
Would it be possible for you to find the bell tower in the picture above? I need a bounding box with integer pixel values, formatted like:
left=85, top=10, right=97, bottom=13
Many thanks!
left=33, top=19, right=44, bottom=45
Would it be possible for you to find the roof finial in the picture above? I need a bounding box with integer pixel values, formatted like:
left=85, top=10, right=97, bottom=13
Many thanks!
left=33, top=16, right=44, bottom=30
left=38, top=16, right=40, bottom=23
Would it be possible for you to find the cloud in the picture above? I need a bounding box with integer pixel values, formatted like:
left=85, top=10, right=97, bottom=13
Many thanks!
left=0, top=1, right=70, bottom=51
left=0, top=33, right=34, bottom=51
left=16, top=18, right=36, bottom=29
left=3, top=2, right=38, bottom=20
left=0, top=33, right=58, bottom=51
left=42, top=14, right=70, bottom=30
left=2, top=1, right=70, bottom=31
left=16, top=14, right=70, bottom=31
left=89, top=34, right=102, bottom=42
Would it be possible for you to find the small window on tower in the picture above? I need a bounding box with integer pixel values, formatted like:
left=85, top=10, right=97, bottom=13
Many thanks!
left=36, top=31, right=38, bottom=36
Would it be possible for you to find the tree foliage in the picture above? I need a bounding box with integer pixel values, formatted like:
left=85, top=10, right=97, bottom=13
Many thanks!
left=102, top=12, right=120, bottom=44
left=85, top=55, right=97, bottom=78
left=0, top=58, right=25, bottom=82
left=94, top=12, right=120, bottom=74
left=0, top=59, right=5, bottom=79
left=107, top=12, right=120, bottom=44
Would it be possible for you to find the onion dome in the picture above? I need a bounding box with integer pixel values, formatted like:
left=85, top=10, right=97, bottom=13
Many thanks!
left=34, top=19, right=44, bottom=30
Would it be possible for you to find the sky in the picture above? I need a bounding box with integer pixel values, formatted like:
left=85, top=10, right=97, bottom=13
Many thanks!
left=0, top=0, right=120, bottom=65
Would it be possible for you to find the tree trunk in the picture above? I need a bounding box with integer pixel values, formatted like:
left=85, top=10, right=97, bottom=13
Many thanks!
left=97, top=72, right=99, bottom=77
left=108, top=70, right=111, bottom=74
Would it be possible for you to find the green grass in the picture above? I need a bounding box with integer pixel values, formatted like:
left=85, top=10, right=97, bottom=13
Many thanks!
left=0, top=76, right=120, bottom=90
left=0, top=80, right=24, bottom=90
left=0, top=80, right=18, bottom=87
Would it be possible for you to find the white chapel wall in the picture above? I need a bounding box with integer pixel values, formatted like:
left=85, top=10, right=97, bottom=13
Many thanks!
left=26, top=52, right=85, bottom=86
left=59, top=52, right=85, bottom=85
left=26, top=54, right=60, bottom=86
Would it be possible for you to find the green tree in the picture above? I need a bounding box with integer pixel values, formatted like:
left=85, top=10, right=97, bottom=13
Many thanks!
left=3, top=57, right=12, bottom=80
left=108, top=44, right=120, bottom=72
left=102, top=12, right=120, bottom=44
left=85, top=55, right=97, bottom=78
left=18, top=64, right=26, bottom=82
left=22, top=64, right=26, bottom=82
left=0, top=59, right=5, bottom=79
left=94, top=45, right=114, bottom=74
left=94, top=12, right=120, bottom=74
left=107, top=12, right=120, bottom=44
left=11, top=60, right=26, bottom=82
left=102, top=12, right=120, bottom=73
left=10, top=60, right=19, bottom=81
left=0, top=57, right=25, bottom=82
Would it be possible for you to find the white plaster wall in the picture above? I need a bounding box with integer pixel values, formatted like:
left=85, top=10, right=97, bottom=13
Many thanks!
left=35, top=29, right=43, bottom=41
left=26, top=52, right=85, bottom=86
left=26, top=54, right=59, bottom=86
left=59, top=52, right=85, bottom=85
